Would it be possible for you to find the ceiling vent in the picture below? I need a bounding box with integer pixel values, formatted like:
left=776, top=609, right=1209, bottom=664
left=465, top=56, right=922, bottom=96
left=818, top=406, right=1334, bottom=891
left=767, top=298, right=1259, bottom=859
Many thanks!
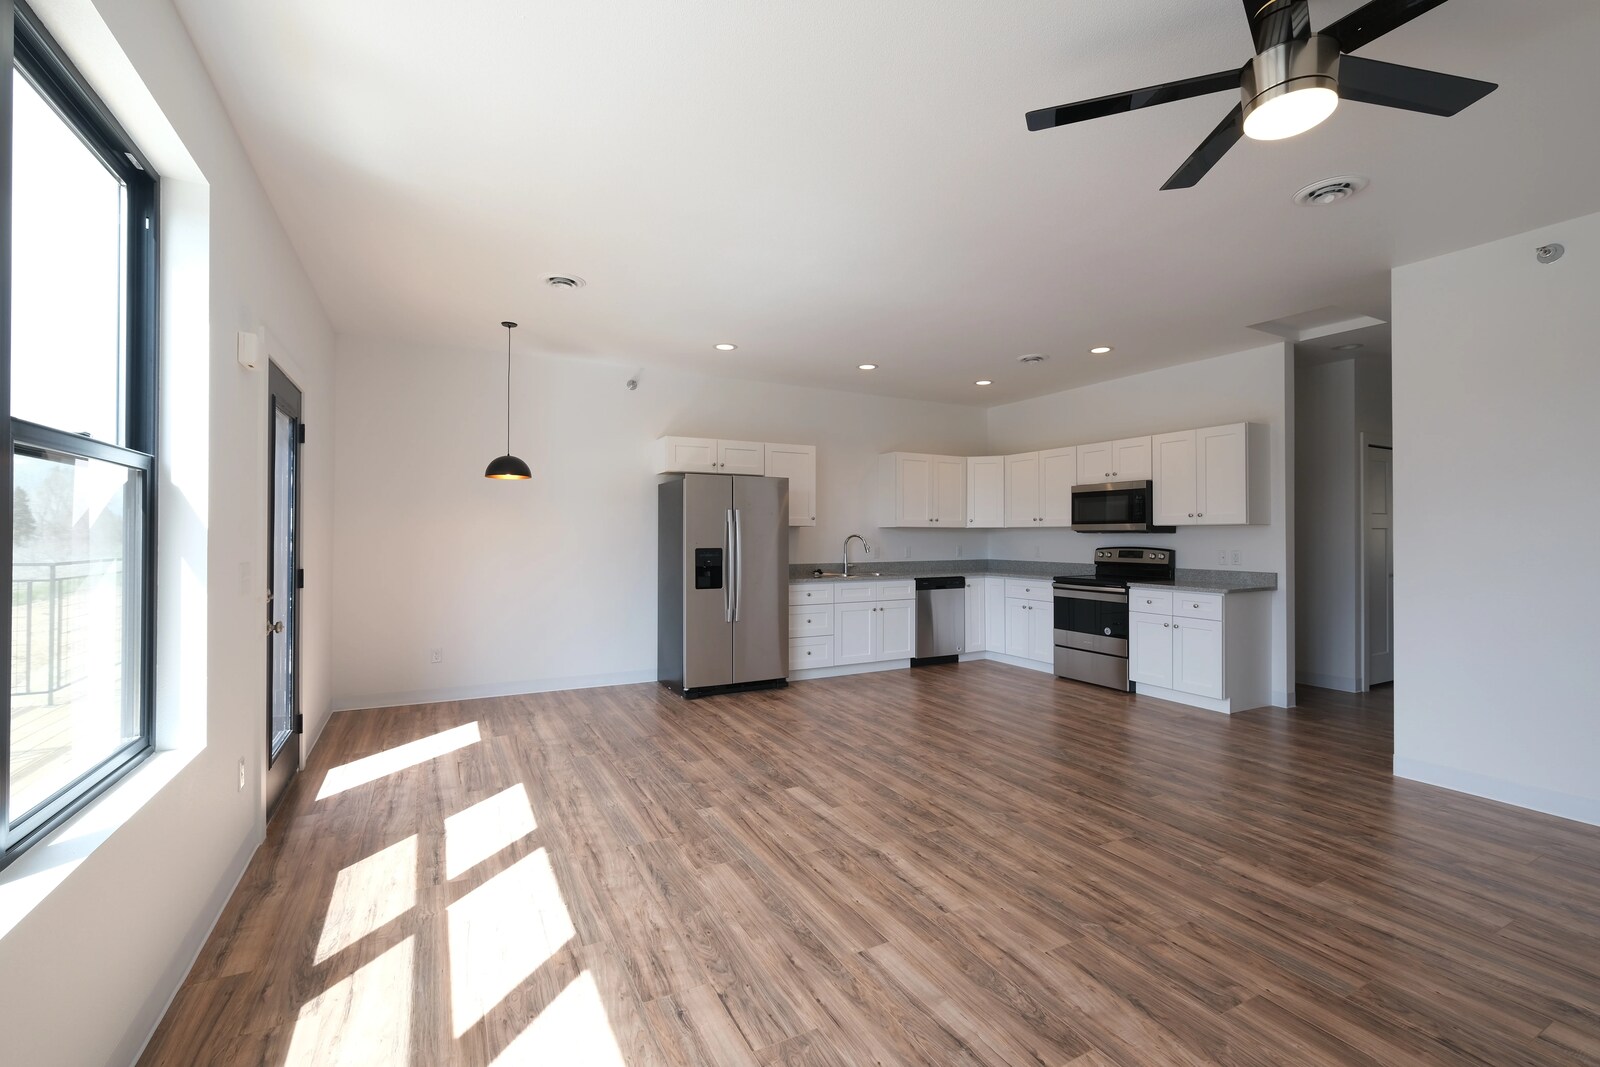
left=1018, top=353, right=1049, bottom=365
left=543, top=275, right=586, bottom=289
left=1293, top=175, right=1368, bottom=206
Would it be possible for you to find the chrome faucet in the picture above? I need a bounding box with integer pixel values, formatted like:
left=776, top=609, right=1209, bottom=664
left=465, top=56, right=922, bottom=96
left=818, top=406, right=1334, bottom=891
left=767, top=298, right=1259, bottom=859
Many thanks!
left=842, top=534, right=871, bottom=577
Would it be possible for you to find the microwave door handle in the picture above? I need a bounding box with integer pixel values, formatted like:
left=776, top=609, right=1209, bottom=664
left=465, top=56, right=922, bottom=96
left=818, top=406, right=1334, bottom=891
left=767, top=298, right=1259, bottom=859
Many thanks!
left=733, top=509, right=743, bottom=623
left=724, top=509, right=735, bottom=623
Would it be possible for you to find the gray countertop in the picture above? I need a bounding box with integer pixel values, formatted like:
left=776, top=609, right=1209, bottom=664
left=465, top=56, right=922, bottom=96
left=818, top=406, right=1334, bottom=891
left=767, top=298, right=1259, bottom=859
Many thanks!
left=789, top=558, right=1276, bottom=594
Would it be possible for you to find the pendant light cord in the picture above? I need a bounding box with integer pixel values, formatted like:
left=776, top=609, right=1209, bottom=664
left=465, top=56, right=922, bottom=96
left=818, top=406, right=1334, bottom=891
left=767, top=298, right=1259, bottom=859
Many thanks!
left=503, top=321, right=516, bottom=455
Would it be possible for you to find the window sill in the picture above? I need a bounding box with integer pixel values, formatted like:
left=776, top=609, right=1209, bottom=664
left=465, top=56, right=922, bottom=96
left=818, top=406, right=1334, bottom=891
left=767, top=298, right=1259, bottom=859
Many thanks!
left=0, top=745, right=199, bottom=942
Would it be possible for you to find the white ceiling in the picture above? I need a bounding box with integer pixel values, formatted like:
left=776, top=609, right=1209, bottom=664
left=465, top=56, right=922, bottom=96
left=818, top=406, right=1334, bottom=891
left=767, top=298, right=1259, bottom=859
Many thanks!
left=171, top=0, right=1600, bottom=405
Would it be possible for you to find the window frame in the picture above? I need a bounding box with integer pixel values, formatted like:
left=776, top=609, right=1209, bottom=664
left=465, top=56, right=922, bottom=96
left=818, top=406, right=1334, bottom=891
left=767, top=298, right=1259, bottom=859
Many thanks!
left=1, top=0, right=159, bottom=869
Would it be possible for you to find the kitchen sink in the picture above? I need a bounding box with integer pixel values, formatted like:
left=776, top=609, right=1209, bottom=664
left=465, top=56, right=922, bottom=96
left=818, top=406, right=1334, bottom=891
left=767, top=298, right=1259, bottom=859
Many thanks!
left=809, top=571, right=882, bottom=579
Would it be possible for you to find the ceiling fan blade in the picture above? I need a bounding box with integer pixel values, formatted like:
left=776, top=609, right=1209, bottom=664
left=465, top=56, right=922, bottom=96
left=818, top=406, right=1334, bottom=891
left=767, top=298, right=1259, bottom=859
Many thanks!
left=1161, top=105, right=1244, bottom=190
left=1339, top=55, right=1497, bottom=116
left=1322, top=0, right=1453, bottom=54
left=1026, top=68, right=1243, bottom=132
left=1241, top=0, right=1311, bottom=53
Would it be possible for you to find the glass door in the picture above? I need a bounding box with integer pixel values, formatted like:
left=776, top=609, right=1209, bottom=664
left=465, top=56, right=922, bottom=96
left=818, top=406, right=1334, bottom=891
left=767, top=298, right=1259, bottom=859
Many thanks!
left=264, top=364, right=302, bottom=817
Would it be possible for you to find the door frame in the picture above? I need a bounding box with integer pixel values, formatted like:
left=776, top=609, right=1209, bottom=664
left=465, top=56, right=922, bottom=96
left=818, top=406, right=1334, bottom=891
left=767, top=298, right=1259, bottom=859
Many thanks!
left=265, top=362, right=304, bottom=814
left=1357, top=432, right=1393, bottom=692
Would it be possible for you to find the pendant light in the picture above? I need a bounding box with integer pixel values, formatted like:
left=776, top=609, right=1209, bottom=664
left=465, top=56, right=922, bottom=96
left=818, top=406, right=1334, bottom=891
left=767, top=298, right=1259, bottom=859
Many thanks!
left=484, top=321, right=532, bottom=480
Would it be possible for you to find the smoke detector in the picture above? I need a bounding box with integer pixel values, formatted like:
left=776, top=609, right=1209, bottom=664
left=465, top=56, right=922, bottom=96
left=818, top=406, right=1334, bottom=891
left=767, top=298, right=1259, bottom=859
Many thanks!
left=1017, top=353, right=1049, bottom=365
left=1293, top=175, right=1368, bottom=206
left=543, top=275, right=586, bottom=289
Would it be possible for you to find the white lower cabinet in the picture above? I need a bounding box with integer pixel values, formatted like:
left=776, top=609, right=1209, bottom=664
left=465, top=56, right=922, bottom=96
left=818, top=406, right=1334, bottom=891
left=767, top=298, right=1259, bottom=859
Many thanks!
left=790, top=580, right=916, bottom=670
left=1128, top=611, right=1173, bottom=690
left=1127, top=586, right=1271, bottom=712
left=789, top=636, right=833, bottom=671
left=879, top=601, right=915, bottom=660
left=1003, top=598, right=1052, bottom=663
left=834, top=602, right=876, bottom=665
left=965, top=578, right=986, bottom=654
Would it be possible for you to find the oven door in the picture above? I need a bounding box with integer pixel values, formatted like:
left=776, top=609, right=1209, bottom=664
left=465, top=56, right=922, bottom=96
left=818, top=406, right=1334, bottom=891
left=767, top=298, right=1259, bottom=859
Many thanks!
left=1053, top=585, right=1129, bottom=656
left=1070, top=480, right=1161, bottom=532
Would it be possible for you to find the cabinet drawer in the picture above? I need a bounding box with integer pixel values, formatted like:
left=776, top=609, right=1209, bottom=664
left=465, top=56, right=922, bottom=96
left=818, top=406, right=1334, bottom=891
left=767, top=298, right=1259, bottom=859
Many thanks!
left=835, top=582, right=877, bottom=603
left=1173, top=593, right=1223, bottom=621
left=1130, top=588, right=1173, bottom=615
left=789, top=584, right=834, bottom=606
left=875, top=580, right=915, bottom=601
left=1004, top=579, right=1052, bottom=603
left=789, top=607, right=834, bottom=638
left=789, top=637, right=834, bottom=671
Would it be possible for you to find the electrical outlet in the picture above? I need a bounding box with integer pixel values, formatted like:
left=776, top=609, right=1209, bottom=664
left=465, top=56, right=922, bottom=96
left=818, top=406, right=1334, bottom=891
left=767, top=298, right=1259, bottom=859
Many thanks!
left=430, top=648, right=443, bottom=664
left=237, top=758, right=245, bottom=792
left=1230, top=549, right=1242, bottom=566
left=1217, top=550, right=1227, bottom=566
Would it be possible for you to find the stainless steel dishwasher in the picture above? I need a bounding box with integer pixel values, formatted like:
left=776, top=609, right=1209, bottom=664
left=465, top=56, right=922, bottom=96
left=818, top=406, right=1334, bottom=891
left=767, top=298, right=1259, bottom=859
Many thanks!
left=911, top=576, right=966, bottom=666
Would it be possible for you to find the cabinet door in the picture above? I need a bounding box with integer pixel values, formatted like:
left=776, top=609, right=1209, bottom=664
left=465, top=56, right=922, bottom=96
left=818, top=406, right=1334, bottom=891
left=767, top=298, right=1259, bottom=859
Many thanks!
left=1172, top=617, right=1224, bottom=698
left=716, top=440, right=766, bottom=476
left=765, top=443, right=816, bottom=527
left=984, top=579, right=1006, bottom=652
left=1039, top=447, right=1077, bottom=527
left=1004, top=599, right=1033, bottom=658
left=1128, top=611, right=1173, bottom=689
left=1151, top=430, right=1197, bottom=527
left=964, top=579, right=985, bottom=654
left=656, top=436, right=719, bottom=474
left=1004, top=452, right=1040, bottom=526
left=966, top=457, right=1006, bottom=528
left=1112, top=436, right=1152, bottom=481
left=1195, top=424, right=1249, bottom=525
left=835, top=603, right=877, bottom=665
left=1028, top=602, right=1055, bottom=663
left=895, top=453, right=933, bottom=526
left=878, top=602, right=915, bottom=660
left=931, top=456, right=966, bottom=527
left=1077, top=442, right=1115, bottom=483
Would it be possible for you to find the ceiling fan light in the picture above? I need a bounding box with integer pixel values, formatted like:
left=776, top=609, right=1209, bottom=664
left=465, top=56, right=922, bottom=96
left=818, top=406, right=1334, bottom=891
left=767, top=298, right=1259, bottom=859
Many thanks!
left=1243, top=84, right=1339, bottom=140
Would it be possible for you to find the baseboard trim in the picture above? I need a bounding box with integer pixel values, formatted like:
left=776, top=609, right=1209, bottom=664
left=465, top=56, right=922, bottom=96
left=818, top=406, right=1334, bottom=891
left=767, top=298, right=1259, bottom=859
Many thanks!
left=332, top=670, right=657, bottom=713
left=1297, top=671, right=1361, bottom=693
left=1394, top=757, right=1600, bottom=828
left=121, top=827, right=261, bottom=1067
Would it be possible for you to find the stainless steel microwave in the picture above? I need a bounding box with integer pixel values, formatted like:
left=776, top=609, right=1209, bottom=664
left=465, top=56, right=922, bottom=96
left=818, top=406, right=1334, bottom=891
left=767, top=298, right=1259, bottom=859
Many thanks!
left=1070, top=480, right=1175, bottom=533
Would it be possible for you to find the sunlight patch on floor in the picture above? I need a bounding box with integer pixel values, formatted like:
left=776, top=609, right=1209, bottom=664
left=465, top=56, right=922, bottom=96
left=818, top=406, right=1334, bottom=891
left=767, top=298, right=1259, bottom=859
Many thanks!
left=317, top=721, right=481, bottom=799
left=314, top=834, right=418, bottom=964
left=444, top=784, right=537, bottom=879
left=447, top=846, right=576, bottom=1037
left=285, top=935, right=414, bottom=1066
left=489, top=971, right=628, bottom=1067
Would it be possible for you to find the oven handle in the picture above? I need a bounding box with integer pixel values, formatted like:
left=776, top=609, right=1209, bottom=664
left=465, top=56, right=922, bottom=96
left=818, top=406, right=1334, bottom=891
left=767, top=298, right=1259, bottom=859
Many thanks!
left=1052, top=586, right=1128, bottom=604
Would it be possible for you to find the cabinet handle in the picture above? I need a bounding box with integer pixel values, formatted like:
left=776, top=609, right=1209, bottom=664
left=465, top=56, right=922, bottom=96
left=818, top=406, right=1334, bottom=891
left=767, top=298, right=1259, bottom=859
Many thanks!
left=1188, top=513, right=1194, bottom=518
left=1193, top=603, right=1201, bottom=609
left=1197, top=513, right=1203, bottom=518
left=1173, top=623, right=1181, bottom=629
left=1164, top=622, right=1170, bottom=628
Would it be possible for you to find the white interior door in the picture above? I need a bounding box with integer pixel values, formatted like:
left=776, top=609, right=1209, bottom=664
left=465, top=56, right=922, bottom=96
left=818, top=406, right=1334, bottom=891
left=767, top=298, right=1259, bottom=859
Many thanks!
left=1364, top=441, right=1395, bottom=686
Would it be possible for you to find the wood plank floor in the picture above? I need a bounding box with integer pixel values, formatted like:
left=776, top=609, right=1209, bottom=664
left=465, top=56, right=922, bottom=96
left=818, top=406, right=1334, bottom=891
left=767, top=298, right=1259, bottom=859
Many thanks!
left=138, top=666, right=1600, bottom=1066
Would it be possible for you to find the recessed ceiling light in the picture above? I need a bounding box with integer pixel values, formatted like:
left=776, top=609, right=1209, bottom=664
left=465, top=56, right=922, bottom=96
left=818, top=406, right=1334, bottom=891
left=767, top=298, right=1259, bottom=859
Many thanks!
left=1018, top=353, right=1048, bottom=365
left=714, top=343, right=737, bottom=351
left=1089, top=345, right=1113, bottom=354
left=857, top=363, right=878, bottom=371
left=1332, top=342, right=1365, bottom=351
left=542, top=275, right=586, bottom=288
left=975, top=380, right=993, bottom=386
left=1293, top=175, right=1369, bottom=207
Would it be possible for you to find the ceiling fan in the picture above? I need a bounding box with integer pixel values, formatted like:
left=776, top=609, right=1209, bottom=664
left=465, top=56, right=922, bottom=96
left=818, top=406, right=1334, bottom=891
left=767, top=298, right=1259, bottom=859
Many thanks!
left=1026, top=0, right=1497, bottom=189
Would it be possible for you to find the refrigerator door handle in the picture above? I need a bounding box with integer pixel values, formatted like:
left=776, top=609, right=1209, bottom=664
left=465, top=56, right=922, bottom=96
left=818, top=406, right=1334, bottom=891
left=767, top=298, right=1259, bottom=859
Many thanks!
left=732, top=509, right=744, bottom=622
left=723, top=508, right=735, bottom=623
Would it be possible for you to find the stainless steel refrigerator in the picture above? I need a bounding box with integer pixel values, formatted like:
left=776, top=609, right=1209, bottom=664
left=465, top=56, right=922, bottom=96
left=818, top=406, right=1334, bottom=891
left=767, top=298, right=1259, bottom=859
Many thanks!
left=658, top=474, right=789, bottom=698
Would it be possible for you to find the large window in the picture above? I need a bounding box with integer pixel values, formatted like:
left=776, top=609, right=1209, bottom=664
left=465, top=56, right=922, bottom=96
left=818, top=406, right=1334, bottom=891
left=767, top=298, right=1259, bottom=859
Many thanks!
left=2, top=3, right=157, bottom=869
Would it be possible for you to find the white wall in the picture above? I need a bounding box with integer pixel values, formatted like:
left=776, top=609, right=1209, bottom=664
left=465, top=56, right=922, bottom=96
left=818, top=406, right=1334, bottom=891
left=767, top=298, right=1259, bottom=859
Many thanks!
left=0, top=2, right=336, bottom=1065
left=983, top=344, right=1296, bottom=705
left=1392, top=210, right=1600, bottom=826
left=331, top=336, right=987, bottom=709
left=1295, top=358, right=1361, bottom=690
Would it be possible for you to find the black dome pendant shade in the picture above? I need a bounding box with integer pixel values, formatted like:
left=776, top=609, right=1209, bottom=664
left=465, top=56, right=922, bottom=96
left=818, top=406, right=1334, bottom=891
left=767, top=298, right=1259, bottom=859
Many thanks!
left=485, top=320, right=532, bottom=480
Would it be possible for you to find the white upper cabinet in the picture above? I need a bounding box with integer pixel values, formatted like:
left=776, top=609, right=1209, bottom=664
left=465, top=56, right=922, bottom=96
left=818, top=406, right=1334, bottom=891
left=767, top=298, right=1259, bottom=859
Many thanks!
left=1077, top=436, right=1151, bottom=483
left=765, top=443, right=817, bottom=527
left=1003, top=452, right=1041, bottom=527
left=1151, top=423, right=1261, bottom=526
left=1005, top=447, right=1074, bottom=527
left=881, top=453, right=965, bottom=527
left=1039, top=447, right=1076, bottom=526
left=655, top=436, right=771, bottom=476
left=966, top=456, right=1006, bottom=528
left=716, top=439, right=766, bottom=476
